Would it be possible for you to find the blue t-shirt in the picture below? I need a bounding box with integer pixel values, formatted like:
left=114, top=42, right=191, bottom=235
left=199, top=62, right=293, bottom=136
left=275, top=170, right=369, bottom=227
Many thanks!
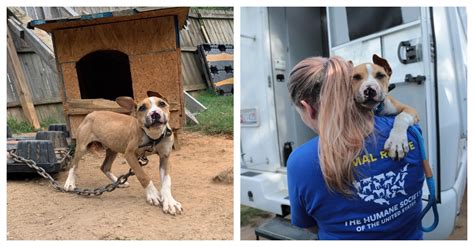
left=287, top=116, right=425, bottom=240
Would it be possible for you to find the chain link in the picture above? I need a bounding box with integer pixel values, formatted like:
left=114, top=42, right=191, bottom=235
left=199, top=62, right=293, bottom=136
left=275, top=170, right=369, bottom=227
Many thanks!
left=8, top=149, right=140, bottom=197
left=55, top=148, right=73, bottom=166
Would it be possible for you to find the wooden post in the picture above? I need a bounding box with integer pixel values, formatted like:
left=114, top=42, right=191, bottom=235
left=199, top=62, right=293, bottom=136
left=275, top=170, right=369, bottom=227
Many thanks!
left=7, top=27, right=41, bottom=129
left=7, top=18, right=57, bottom=73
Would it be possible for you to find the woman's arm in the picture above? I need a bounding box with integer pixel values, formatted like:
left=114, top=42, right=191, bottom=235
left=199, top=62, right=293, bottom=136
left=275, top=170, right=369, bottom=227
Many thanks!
left=287, top=154, right=318, bottom=229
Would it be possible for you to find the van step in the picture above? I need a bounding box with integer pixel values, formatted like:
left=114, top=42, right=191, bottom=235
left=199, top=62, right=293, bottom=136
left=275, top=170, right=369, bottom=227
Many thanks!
left=241, top=171, right=261, bottom=177
left=255, top=217, right=318, bottom=240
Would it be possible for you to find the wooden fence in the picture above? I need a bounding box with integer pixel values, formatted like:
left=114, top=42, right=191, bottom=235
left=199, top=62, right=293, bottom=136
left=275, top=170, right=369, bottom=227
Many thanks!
left=7, top=42, right=65, bottom=124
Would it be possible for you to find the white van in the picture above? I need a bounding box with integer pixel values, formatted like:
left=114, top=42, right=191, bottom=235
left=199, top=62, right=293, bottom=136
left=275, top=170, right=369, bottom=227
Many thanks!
left=240, top=7, right=467, bottom=239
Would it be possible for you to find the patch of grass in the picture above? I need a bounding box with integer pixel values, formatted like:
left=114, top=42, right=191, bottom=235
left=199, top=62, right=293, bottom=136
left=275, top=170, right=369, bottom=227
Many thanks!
left=241, top=205, right=272, bottom=226
left=7, top=117, right=65, bottom=134
left=186, top=90, right=233, bottom=136
left=7, top=118, right=35, bottom=134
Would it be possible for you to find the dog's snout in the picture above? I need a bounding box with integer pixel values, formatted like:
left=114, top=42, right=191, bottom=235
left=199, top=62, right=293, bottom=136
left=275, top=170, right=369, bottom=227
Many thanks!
left=151, top=111, right=161, bottom=120
left=364, top=87, right=377, bottom=99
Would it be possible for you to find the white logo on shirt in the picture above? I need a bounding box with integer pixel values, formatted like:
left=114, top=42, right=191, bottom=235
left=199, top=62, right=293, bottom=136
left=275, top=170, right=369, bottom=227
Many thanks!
left=354, top=164, right=409, bottom=205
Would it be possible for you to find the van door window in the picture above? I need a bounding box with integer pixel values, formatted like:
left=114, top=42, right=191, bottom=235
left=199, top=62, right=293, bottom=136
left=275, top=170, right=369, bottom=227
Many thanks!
left=347, top=7, right=402, bottom=40
left=329, top=7, right=420, bottom=47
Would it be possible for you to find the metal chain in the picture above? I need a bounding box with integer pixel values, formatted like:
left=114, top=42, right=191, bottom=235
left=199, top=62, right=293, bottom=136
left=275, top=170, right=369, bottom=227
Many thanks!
left=55, top=148, right=73, bottom=165
left=8, top=149, right=141, bottom=197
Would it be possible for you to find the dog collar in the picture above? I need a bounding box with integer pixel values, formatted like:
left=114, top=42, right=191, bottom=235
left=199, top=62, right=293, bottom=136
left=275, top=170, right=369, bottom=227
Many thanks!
left=139, top=127, right=172, bottom=149
left=374, top=102, right=384, bottom=115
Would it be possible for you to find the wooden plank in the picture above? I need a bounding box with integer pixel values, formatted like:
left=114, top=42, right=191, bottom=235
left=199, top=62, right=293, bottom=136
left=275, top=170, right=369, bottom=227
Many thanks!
left=176, top=48, right=185, bottom=126
left=62, top=7, right=79, bottom=16
left=188, top=11, right=233, bottom=20
left=7, top=18, right=57, bottom=73
left=7, top=97, right=62, bottom=108
left=185, top=108, right=199, bottom=124
left=204, top=18, right=233, bottom=44
left=205, top=53, right=234, bottom=62
left=65, top=99, right=180, bottom=115
left=179, top=17, right=206, bottom=47
left=9, top=103, right=65, bottom=128
left=48, top=7, right=62, bottom=19
left=7, top=74, right=17, bottom=103
left=7, top=107, right=27, bottom=122
left=24, top=53, right=61, bottom=99
left=35, top=104, right=66, bottom=122
left=9, top=19, right=32, bottom=51
left=7, top=28, right=41, bottom=129
left=67, top=108, right=129, bottom=115
left=181, top=50, right=208, bottom=91
left=200, top=25, right=211, bottom=43
left=181, top=46, right=198, bottom=52
left=69, top=115, right=84, bottom=138
left=7, top=7, right=54, bottom=50
left=54, top=16, right=176, bottom=63
left=66, top=98, right=121, bottom=108
left=65, top=99, right=128, bottom=116
left=184, top=91, right=207, bottom=113
left=183, top=83, right=208, bottom=92
left=42, top=7, right=53, bottom=19
left=30, top=7, right=190, bottom=32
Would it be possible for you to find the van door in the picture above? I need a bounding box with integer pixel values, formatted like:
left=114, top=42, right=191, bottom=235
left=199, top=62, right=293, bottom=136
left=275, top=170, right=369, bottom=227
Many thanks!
left=267, top=7, right=328, bottom=169
left=327, top=7, right=439, bottom=200
left=240, top=7, right=281, bottom=172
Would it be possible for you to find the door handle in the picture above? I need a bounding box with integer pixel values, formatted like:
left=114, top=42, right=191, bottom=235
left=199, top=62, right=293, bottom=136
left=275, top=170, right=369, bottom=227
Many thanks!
left=395, top=74, right=426, bottom=85
left=398, top=40, right=420, bottom=64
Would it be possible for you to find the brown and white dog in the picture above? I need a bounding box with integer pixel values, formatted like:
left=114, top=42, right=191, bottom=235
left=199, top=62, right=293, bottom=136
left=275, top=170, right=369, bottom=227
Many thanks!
left=351, top=54, right=420, bottom=159
left=64, top=91, right=182, bottom=215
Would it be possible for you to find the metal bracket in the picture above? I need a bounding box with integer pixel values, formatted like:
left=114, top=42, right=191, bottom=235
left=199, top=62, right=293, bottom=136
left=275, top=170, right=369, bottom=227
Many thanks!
left=403, top=74, right=426, bottom=85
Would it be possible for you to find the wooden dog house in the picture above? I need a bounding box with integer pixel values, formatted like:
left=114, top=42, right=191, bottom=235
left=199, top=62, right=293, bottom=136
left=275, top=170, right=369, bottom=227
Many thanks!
left=28, top=7, right=189, bottom=138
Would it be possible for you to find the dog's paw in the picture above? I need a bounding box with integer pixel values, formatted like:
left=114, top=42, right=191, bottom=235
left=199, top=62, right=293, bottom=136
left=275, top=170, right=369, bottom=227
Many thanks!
left=63, top=179, right=76, bottom=191
left=162, top=195, right=182, bottom=215
left=384, top=129, right=409, bottom=159
left=145, top=182, right=162, bottom=206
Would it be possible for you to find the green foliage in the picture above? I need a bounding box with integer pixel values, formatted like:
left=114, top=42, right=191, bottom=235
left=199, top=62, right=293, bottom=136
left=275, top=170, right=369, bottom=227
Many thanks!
left=7, top=117, right=65, bottom=134
left=186, top=90, right=233, bottom=136
left=241, top=205, right=272, bottom=226
left=7, top=118, right=35, bottom=134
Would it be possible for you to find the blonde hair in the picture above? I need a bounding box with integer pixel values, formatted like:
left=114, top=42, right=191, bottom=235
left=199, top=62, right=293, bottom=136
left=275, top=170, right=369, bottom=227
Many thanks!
left=289, top=56, right=374, bottom=195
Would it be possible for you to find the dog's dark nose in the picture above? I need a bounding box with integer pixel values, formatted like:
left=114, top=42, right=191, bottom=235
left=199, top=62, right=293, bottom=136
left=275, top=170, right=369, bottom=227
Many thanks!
left=151, top=111, right=161, bottom=120
left=364, top=87, right=377, bottom=99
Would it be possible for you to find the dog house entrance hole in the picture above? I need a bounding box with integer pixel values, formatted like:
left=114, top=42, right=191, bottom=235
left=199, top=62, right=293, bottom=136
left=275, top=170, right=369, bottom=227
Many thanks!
left=76, top=50, right=134, bottom=100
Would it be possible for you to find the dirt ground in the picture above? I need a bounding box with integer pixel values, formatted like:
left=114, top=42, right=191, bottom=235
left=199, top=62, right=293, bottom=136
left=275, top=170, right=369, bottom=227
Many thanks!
left=241, top=188, right=467, bottom=240
left=7, top=131, right=233, bottom=240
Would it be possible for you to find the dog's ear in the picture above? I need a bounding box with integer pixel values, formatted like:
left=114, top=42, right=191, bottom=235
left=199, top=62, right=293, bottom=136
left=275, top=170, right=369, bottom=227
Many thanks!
left=116, top=96, right=137, bottom=113
left=347, top=60, right=353, bottom=67
left=372, top=54, right=392, bottom=77
left=147, top=90, right=168, bottom=103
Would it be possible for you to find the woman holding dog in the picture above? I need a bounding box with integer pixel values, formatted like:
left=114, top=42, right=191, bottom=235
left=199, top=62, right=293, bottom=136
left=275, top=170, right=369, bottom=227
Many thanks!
left=287, top=56, right=425, bottom=239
